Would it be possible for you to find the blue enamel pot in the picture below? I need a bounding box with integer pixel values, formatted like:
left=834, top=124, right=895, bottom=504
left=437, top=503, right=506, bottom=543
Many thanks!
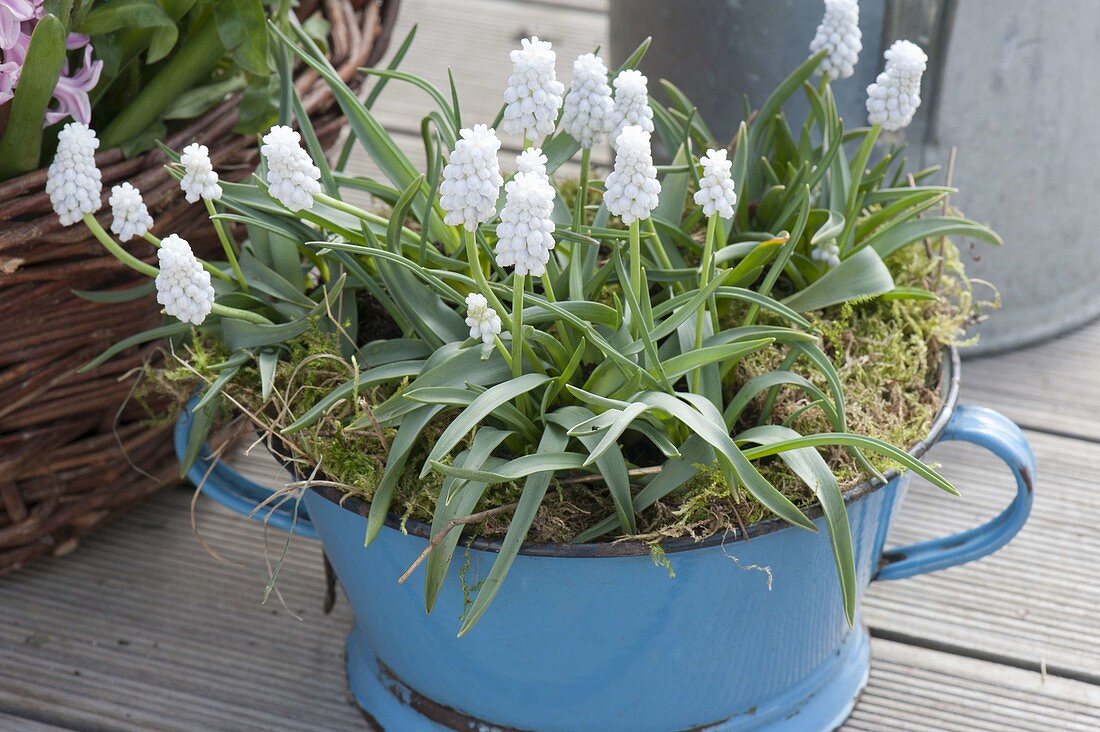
left=178, top=349, right=1036, bottom=731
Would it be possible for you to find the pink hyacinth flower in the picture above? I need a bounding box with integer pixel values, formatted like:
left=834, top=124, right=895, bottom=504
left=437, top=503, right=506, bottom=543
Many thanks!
left=0, top=1, right=35, bottom=50
left=44, top=44, right=102, bottom=125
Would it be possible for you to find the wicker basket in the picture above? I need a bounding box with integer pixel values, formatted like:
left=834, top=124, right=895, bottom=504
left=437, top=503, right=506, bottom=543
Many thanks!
left=0, top=0, right=401, bottom=573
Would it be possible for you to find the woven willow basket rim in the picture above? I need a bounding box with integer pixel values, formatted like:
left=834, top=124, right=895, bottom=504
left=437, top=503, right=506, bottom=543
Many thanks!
left=0, top=0, right=401, bottom=574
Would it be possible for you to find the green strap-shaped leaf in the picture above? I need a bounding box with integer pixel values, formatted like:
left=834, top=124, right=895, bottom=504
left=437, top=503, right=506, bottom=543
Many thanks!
left=0, top=14, right=65, bottom=178
left=547, top=407, right=637, bottom=535
left=573, top=434, right=714, bottom=543
left=365, top=404, right=445, bottom=546
left=736, top=425, right=857, bottom=626
left=860, top=216, right=1003, bottom=260
left=723, top=370, right=839, bottom=430
left=457, top=424, right=570, bottom=636
left=782, top=247, right=895, bottom=313
left=738, top=432, right=958, bottom=496
left=423, top=428, right=512, bottom=613
left=420, top=374, right=552, bottom=476
left=637, top=392, right=815, bottom=532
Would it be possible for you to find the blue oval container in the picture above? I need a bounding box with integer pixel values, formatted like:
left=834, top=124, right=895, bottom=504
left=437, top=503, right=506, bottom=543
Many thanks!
left=180, top=350, right=1035, bottom=731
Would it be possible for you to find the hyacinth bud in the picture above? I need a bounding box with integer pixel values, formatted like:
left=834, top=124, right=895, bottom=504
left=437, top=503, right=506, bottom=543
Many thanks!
left=46, top=122, right=101, bottom=226
left=109, top=183, right=154, bottom=242
left=812, top=241, right=841, bottom=269
left=866, top=40, right=927, bottom=132
left=465, top=293, right=502, bottom=345
left=515, top=147, right=548, bottom=176
left=261, top=125, right=321, bottom=211
left=495, top=168, right=556, bottom=277
left=693, top=149, right=737, bottom=220
left=179, top=143, right=222, bottom=203
left=440, top=124, right=504, bottom=232
left=155, top=234, right=215, bottom=325
left=604, top=125, right=661, bottom=225
left=610, top=69, right=654, bottom=146
left=561, top=53, right=614, bottom=148
left=810, top=0, right=862, bottom=80
left=501, top=36, right=565, bottom=142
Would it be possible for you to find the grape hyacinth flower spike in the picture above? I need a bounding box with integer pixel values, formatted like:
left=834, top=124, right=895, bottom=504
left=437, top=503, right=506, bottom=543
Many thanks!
left=610, top=69, right=654, bottom=145
left=604, top=125, right=661, bottom=319
left=515, top=147, right=548, bottom=176
left=866, top=40, right=927, bottom=132
left=692, top=149, right=738, bottom=375
left=441, top=124, right=508, bottom=323
left=465, top=293, right=503, bottom=345
left=561, top=53, right=614, bottom=149
left=46, top=122, right=101, bottom=226
left=495, top=157, right=557, bottom=375
left=810, top=0, right=862, bottom=80
left=179, top=143, right=222, bottom=203
left=155, top=234, right=215, bottom=325
left=501, top=36, right=564, bottom=142
left=261, top=125, right=322, bottom=211
left=109, top=183, right=153, bottom=242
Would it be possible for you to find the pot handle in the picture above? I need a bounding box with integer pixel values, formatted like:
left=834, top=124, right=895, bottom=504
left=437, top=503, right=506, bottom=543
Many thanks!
left=875, top=404, right=1035, bottom=581
left=174, top=400, right=317, bottom=539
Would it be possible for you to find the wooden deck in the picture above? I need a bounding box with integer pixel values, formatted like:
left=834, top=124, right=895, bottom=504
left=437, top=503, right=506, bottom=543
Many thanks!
left=4, top=0, right=1100, bottom=728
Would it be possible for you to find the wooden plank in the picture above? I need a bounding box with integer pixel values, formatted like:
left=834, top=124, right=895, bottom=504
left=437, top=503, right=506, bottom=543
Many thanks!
left=0, top=712, right=71, bottom=731
left=0, top=490, right=362, bottom=732
left=844, top=639, right=1100, bottom=731
left=864, top=428, right=1100, bottom=679
left=959, top=319, right=1100, bottom=441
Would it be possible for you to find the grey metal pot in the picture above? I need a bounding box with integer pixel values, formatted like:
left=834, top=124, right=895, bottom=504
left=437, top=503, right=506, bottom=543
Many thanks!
left=610, top=0, right=1100, bottom=355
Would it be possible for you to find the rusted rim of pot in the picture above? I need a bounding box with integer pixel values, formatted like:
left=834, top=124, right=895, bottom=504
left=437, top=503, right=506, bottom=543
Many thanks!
left=306, top=346, right=961, bottom=558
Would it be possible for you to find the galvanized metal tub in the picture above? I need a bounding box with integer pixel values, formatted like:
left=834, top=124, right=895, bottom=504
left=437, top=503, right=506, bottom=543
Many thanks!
left=180, top=350, right=1036, bottom=731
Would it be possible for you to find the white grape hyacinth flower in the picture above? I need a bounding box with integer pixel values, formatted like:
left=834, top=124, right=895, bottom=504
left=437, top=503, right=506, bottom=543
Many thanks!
left=179, top=143, right=222, bottom=203
left=810, top=0, right=862, bottom=80
left=866, top=40, right=927, bottom=132
left=440, top=124, right=504, bottom=232
left=610, top=69, right=654, bottom=145
left=812, top=241, right=842, bottom=268
left=465, top=292, right=502, bottom=345
left=604, top=125, right=661, bottom=225
left=501, top=36, right=565, bottom=142
left=109, top=183, right=154, bottom=242
left=46, top=122, right=101, bottom=226
left=261, top=125, right=321, bottom=211
left=561, top=53, right=614, bottom=148
left=515, top=147, right=548, bottom=176
left=693, top=149, right=738, bottom=220
left=155, top=234, right=215, bottom=325
left=495, top=168, right=556, bottom=277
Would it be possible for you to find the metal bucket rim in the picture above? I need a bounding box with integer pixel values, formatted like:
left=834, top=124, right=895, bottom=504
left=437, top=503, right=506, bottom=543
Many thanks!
left=304, top=346, right=961, bottom=558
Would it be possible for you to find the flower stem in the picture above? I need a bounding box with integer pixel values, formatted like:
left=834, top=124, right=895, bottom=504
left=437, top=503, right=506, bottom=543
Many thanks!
left=142, top=231, right=235, bottom=284
left=493, top=334, right=514, bottom=368
left=464, top=228, right=511, bottom=328
left=573, top=147, right=590, bottom=231
left=210, top=303, right=274, bottom=325
left=693, top=215, right=719, bottom=393
left=511, top=274, right=525, bottom=378
left=629, top=218, right=643, bottom=314
left=205, top=198, right=248, bottom=292
left=83, top=214, right=159, bottom=278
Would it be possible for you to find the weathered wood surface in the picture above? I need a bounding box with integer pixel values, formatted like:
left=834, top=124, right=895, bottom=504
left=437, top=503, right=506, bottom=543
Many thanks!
left=3, top=486, right=1098, bottom=731
left=960, top=319, right=1100, bottom=441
